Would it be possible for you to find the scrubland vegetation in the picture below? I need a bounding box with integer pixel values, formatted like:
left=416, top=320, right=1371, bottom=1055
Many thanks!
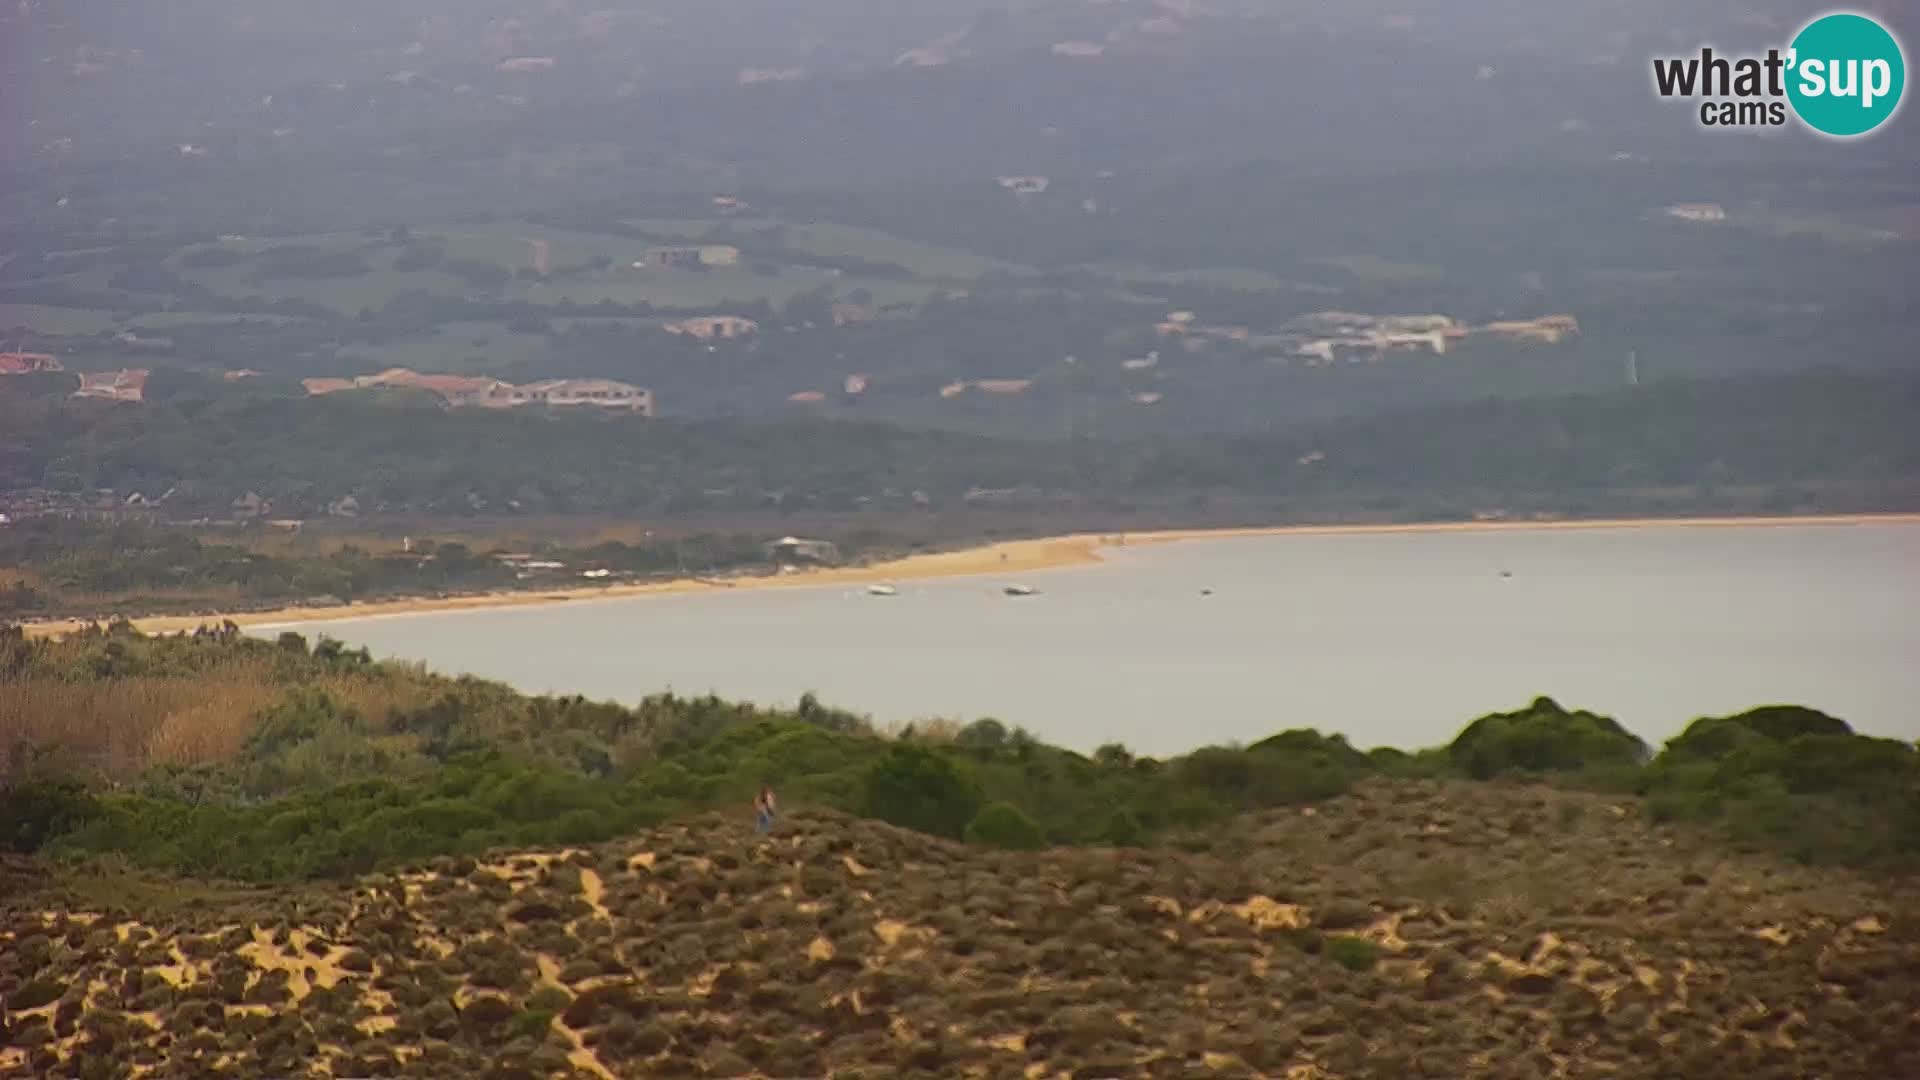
left=5, top=622, right=1916, bottom=881
left=3, top=623, right=1917, bottom=1078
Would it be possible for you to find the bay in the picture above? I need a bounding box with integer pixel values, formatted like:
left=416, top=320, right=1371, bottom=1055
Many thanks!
left=292, top=522, right=1919, bottom=757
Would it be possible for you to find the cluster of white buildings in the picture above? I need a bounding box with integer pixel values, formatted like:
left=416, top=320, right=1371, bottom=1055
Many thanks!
left=1154, top=310, right=1581, bottom=365
left=303, top=368, right=653, bottom=416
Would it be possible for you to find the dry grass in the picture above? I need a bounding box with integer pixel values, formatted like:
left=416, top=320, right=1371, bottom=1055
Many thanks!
left=315, top=671, right=439, bottom=735
left=1, top=677, right=269, bottom=777
left=879, top=716, right=967, bottom=742
left=0, top=656, right=440, bottom=780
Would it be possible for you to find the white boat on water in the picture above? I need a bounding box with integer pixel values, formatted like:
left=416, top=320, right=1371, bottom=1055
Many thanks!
left=866, top=583, right=898, bottom=596
left=1003, top=583, right=1037, bottom=596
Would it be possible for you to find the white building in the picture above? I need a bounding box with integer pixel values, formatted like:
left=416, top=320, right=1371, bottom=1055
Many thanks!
left=1666, top=203, right=1727, bottom=223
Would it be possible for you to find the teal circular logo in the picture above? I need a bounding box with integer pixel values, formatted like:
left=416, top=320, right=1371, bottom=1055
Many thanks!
left=1787, top=13, right=1906, bottom=137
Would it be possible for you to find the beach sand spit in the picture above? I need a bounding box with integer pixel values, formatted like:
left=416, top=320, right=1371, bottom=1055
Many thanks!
left=21, top=513, right=1918, bottom=640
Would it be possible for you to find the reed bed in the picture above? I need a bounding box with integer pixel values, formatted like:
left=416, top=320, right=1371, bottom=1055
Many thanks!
left=1, top=651, right=438, bottom=781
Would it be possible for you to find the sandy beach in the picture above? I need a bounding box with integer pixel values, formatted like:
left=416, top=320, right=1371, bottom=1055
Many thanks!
left=22, top=512, right=1920, bottom=639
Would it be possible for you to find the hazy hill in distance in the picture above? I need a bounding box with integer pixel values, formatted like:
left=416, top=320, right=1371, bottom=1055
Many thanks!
left=6, top=0, right=1914, bottom=227
left=3, top=1, right=1916, bottom=439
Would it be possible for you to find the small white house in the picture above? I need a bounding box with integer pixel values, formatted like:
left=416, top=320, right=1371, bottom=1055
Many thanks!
left=1666, top=202, right=1727, bottom=223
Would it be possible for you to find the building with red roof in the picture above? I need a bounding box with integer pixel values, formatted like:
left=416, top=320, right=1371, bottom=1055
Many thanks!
left=0, top=352, right=63, bottom=375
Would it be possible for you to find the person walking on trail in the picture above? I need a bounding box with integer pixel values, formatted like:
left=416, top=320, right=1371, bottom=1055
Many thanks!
left=754, top=785, right=778, bottom=834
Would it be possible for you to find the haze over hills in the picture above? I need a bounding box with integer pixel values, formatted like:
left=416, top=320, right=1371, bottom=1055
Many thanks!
left=5, top=2, right=1917, bottom=440
left=3, top=2, right=1917, bottom=509
left=5, top=0, right=1914, bottom=213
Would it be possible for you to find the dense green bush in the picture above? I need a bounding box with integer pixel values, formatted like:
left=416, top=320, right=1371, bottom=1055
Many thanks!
left=1098, top=810, right=1145, bottom=847
left=1660, top=705, right=1851, bottom=764
left=1637, top=705, right=1920, bottom=869
left=43, top=753, right=669, bottom=879
left=858, top=746, right=983, bottom=840
left=1169, top=730, right=1364, bottom=814
left=1324, top=936, right=1380, bottom=973
left=1, top=774, right=99, bottom=855
left=955, top=719, right=1009, bottom=754
left=1448, top=697, right=1649, bottom=779
left=963, top=802, right=1044, bottom=851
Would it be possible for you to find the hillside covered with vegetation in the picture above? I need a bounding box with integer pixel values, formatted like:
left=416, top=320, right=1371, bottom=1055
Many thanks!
left=4, top=368, right=1917, bottom=621
left=6, top=623, right=1917, bottom=879
left=6, top=156, right=1919, bottom=440
left=6, top=370, right=1916, bottom=522
left=2, top=624, right=1917, bottom=1078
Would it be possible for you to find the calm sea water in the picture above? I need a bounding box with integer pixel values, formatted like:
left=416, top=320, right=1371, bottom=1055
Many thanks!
left=280, top=523, right=1920, bottom=757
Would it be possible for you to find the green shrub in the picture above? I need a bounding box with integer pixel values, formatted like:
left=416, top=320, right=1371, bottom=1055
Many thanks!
left=1141, top=787, right=1232, bottom=830
left=955, top=719, right=1009, bottom=753
left=1368, top=747, right=1451, bottom=778
left=1325, top=936, right=1379, bottom=972
left=1247, top=729, right=1371, bottom=770
left=1723, top=705, right=1853, bottom=743
left=963, top=802, right=1044, bottom=851
left=1098, top=809, right=1144, bottom=847
left=1447, top=697, right=1649, bottom=778
left=1, top=774, right=98, bottom=854
left=1280, top=928, right=1324, bottom=955
left=508, top=1009, right=555, bottom=1042
left=858, top=745, right=982, bottom=839
left=1639, top=705, right=1920, bottom=869
left=1170, top=734, right=1359, bottom=811
left=9, top=980, right=64, bottom=1011
left=1776, top=733, right=1914, bottom=796
left=1365, top=747, right=1412, bottom=772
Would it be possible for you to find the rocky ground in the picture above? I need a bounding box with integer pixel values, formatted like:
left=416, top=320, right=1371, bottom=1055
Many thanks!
left=4, top=779, right=1917, bottom=1079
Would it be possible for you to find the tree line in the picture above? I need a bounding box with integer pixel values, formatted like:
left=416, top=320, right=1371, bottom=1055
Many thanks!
left=4, top=369, right=1916, bottom=521
left=4, top=625, right=1917, bottom=880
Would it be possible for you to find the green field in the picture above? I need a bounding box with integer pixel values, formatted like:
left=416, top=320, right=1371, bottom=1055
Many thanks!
left=1735, top=212, right=1906, bottom=251
left=617, top=218, right=732, bottom=241
left=778, top=222, right=1029, bottom=278
left=335, top=320, right=555, bottom=376
left=164, top=222, right=948, bottom=314
left=184, top=265, right=471, bottom=315
left=0, top=304, right=119, bottom=335
left=624, top=218, right=1031, bottom=279
left=1081, top=260, right=1334, bottom=295
left=169, top=234, right=468, bottom=315
left=547, top=315, right=667, bottom=333
left=423, top=222, right=644, bottom=268
left=509, top=267, right=939, bottom=310
left=126, top=311, right=312, bottom=328
left=1314, top=253, right=1447, bottom=284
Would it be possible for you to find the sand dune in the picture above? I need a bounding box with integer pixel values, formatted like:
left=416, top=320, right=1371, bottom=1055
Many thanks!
left=4, top=788, right=1914, bottom=1078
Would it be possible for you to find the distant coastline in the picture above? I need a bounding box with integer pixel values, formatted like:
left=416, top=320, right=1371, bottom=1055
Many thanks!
left=20, top=512, right=1920, bottom=639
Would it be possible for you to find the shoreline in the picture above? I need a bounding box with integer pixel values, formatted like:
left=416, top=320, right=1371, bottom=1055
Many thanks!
left=21, top=511, right=1920, bottom=638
